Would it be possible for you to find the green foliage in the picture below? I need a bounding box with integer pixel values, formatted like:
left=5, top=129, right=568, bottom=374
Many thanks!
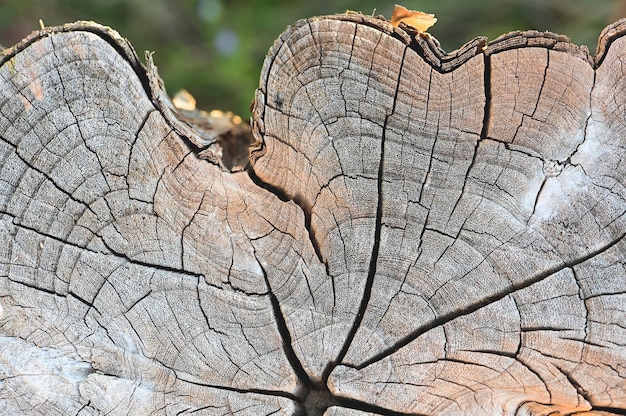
left=0, top=0, right=619, bottom=116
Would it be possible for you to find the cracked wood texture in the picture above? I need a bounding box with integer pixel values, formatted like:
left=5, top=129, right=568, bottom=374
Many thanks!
left=0, top=13, right=625, bottom=416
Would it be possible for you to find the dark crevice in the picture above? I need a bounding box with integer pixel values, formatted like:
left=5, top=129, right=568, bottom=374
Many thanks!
left=333, top=115, right=383, bottom=363
left=74, top=400, right=93, bottom=416
left=529, top=176, right=548, bottom=221
left=323, top=111, right=392, bottom=384
left=520, top=326, right=576, bottom=333
left=2, top=209, right=100, bottom=256
left=561, top=337, right=607, bottom=349
left=7, top=277, right=101, bottom=315
left=180, top=191, right=208, bottom=270
left=247, top=166, right=328, bottom=275
left=417, top=69, right=436, bottom=205
left=355, top=232, right=626, bottom=370
left=566, top=62, right=597, bottom=171
left=125, top=289, right=153, bottom=314
left=321, top=45, right=407, bottom=385
left=252, top=250, right=315, bottom=398
left=555, top=365, right=592, bottom=404
left=176, top=373, right=302, bottom=403
left=588, top=406, right=626, bottom=415
left=0, top=135, right=93, bottom=210
left=502, top=141, right=543, bottom=161
left=300, top=389, right=340, bottom=416
left=68, top=291, right=100, bottom=314
left=438, top=46, right=488, bottom=239
left=441, top=52, right=490, bottom=227
left=333, top=395, right=429, bottom=416
left=126, top=109, right=158, bottom=203
left=8, top=277, right=65, bottom=299
left=530, top=49, right=550, bottom=120
left=96, top=235, right=203, bottom=280
left=297, top=382, right=430, bottom=415
left=446, top=133, right=481, bottom=225
left=480, top=51, right=492, bottom=140
left=554, top=366, right=626, bottom=415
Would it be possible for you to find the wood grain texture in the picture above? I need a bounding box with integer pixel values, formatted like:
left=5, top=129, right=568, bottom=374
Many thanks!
left=0, top=14, right=625, bottom=416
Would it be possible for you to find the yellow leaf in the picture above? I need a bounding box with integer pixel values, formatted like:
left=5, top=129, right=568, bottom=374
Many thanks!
left=391, top=4, right=436, bottom=32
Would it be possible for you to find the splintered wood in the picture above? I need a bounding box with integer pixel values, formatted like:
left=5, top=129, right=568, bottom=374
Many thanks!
left=1, top=14, right=625, bottom=416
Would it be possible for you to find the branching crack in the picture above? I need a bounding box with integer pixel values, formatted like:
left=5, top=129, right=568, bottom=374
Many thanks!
left=251, top=249, right=313, bottom=395
left=95, top=232, right=204, bottom=280
left=175, top=373, right=301, bottom=403
left=324, top=44, right=409, bottom=385
left=7, top=277, right=100, bottom=316
left=326, top=114, right=385, bottom=380
left=529, top=175, right=548, bottom=222
left=356, top=232, right=625, bottom=369
left=333, top=395, right=429, bottom=416
left=247, top=166, right=328, bottom=277
left=0, top=135, right=94, bottom=212
left=554, top=365, right=592, bottom=404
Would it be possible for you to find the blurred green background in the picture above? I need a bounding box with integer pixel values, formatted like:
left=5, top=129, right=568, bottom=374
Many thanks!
left=1, top=0, right=624, bottom=116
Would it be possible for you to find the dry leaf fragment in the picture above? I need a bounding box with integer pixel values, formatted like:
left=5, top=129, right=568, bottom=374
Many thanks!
left=172, top=89, right=196, bottom=111
left=391, top=4, right=436, bottom=32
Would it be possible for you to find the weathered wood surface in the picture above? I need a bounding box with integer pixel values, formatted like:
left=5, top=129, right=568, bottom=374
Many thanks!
left=1, top=14, right=625, bottom=416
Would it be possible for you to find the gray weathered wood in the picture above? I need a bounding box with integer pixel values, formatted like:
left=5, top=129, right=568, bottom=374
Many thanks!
left=1, top=14, right=625, bottom=416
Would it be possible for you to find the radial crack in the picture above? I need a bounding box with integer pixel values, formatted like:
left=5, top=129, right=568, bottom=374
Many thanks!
left=251, top=249, right=314, bottom=395
left=247, top=166, right=328, bottom=276
left=356, top=232, right=626, bottom=369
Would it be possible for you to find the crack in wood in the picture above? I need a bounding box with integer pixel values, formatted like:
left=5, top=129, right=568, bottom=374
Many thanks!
left=247, top=166, right=329, bottom=277
left=2, top=16, right=626, bottom=416
left=252, top=249, right=313, bottom=396
left=356, top=232, right=626, bottom=370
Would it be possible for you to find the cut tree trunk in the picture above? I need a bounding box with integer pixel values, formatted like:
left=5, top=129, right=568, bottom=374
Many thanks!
left=1, top=14, right=625, bottom=416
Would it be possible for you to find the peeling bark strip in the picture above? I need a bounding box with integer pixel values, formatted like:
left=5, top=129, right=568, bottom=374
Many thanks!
left=0, top=13, right=625, bottom=416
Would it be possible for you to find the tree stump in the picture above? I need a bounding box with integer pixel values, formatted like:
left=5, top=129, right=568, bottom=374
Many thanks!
left=1, top=14, right=625, bottom=416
